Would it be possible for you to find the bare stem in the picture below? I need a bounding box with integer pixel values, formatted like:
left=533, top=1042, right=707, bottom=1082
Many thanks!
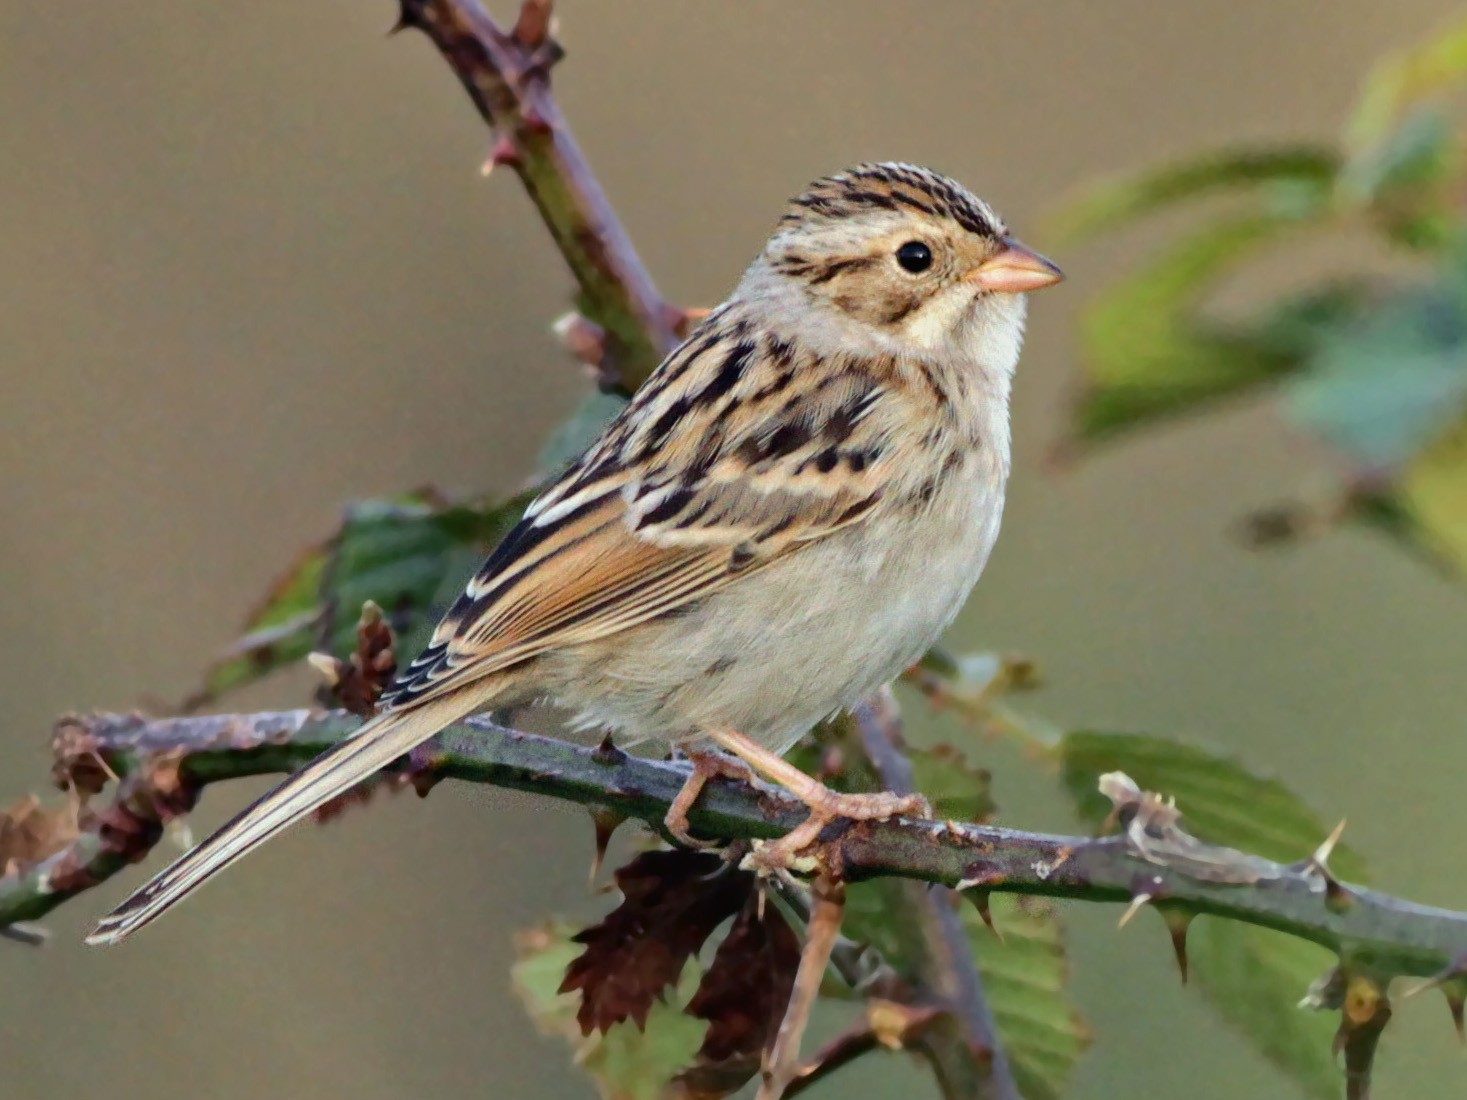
left=780, top=1021, right=881, bottom=1100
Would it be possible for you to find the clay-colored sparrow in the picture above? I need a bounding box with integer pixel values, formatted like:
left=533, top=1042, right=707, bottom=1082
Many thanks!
left=89, top=162, right=1061, bottom=944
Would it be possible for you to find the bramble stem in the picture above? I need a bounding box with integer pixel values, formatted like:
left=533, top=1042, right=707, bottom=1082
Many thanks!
left=9, top=708, right=1467, bottom=987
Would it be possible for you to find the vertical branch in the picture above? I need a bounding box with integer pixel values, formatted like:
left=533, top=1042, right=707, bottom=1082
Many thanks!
left=398, top=0, right=679, bottom=389
left=850, top=692, right=1022, bottom=1100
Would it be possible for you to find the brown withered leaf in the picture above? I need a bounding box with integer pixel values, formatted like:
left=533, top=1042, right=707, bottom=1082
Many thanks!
left=560, top=849, right=754, bottom=1035
left=0, top=795, right=80, bottom=877
left=685, top=894, right=801, bottom=1063
left=311, top=776, right=412, bottom=825
left=314, top=600, right=399, bottom=717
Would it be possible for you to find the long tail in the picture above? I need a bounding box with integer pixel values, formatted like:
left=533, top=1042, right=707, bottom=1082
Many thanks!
left=86, top=693, right=477, bottom=946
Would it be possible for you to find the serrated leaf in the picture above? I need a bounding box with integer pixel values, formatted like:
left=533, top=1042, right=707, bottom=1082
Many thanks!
left=560, top=850, right=752, bottom=1035
left=514, top=922, right=710, bottom=1100
left=1187, top=921, right=1343, bottom=1100
left=317, top=495, right=524, bottom=660
left=842, top=883, right=1089, bottom=1100
left=909, top=744, right=996, bottom=824
left=192, top=546, right=325, bottom=701
left=966, top=895, right=1092, bottom=1100
left=1068, top=213, right=1322, bottom=446
left=1046, top=145, right=1337, bottom=245
left=1057, top=731, right=1367, bottom=1097
left=1058, top=732, right=1367, bottom=879
left=195, top=492, right=524, bottom=703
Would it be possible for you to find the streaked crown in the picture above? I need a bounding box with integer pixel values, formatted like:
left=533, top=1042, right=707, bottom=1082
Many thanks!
left=778, top=162, right=1006, bottom=240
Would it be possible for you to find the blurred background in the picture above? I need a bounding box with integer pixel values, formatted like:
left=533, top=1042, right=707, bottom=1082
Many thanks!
left=3, top=1, right=1464, bottom=1097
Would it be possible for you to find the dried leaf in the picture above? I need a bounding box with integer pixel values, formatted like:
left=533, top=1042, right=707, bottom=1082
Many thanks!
left=317, top=600, right=398, bottom=717
left=311, top=775, right=410, bottom=826
left=560, top=850, right=754, bottom=1035
left=0, top=795, right=80, bottom=877
left=685, top=894, right=801, bottom=1062
left=513, top=922, right=709, bottom=1100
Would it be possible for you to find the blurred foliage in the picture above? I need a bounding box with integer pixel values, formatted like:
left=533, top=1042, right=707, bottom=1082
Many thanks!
left=1048, top=13, right=1467, bottom=576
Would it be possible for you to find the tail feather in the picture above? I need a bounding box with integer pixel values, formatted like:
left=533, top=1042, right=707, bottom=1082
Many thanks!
left=86, top=694, right=476, bottom=946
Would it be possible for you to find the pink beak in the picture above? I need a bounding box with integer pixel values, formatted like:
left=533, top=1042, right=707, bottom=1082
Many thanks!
left=966, top=237, right=1064, bottom=293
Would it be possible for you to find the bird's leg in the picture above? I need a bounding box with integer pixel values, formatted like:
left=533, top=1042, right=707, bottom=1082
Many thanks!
left=664, top=747, right=759, bottom=849
left=704, top=727, right=931, bottom=870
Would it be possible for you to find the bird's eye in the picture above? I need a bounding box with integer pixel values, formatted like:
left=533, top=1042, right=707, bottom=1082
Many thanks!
left=895, top=241, right=933, bottom=274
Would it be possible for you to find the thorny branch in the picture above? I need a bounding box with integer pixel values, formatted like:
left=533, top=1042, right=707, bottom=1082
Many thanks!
left=397, top=0, right=680, bottom=390
left=848, top=694, right=1022, bottom=1100
left=9, top=708, right=1467, bottom=986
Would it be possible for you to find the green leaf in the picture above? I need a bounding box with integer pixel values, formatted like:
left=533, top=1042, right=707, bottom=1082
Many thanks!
left=195, top=491, right=525, bottom=703
left=1338, top=107, right=1457, bottom=207
left=967, top=895, right=1092, bottom=1100
left=1058, top=732, right=1366, bottom=878
left=1347, top=14, right=1467, bottom=149
left=512, top=922, right=709, bottom=1100
left=1186, top=922, right=1343, bottom=1100
left=191, top=546, right=326, bottom=701
left=799, top=717, right=1089, bottom=1099
left=1057, top=731, right=1366, bottom=1099
left=539, top=390, right=627, bottom=475
left=1369, top=412, right=1467, bottom=574
left=1068, top=214, right=1324, bottom=445
left=1046, top=145, right=1337, bottom=245
left=843, top=884, right=1090, bottom=1100
left=909, top=744, right=996, bottom=824
left=1400, top=413, right=1467, bottom=569
left=1284, top=268, right=1467, bottom=469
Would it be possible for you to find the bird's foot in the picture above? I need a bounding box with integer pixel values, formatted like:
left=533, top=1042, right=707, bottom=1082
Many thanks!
left=744, top=784, right=931, bottom=875
left=663, top=748, right=759, bottom=849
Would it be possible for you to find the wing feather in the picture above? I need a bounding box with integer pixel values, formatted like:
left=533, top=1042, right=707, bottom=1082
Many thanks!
left=383, top=311, right=913, bottom=710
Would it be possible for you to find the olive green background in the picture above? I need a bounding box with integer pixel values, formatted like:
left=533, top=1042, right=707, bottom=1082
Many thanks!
left=3, top=3, right=1464, bottom=1098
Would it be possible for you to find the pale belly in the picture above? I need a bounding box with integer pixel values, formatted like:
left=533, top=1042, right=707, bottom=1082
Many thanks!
left=538, top=475, right=1006, bottom=754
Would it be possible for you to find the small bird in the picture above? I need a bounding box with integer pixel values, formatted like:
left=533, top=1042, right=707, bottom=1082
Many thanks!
left=88, top=162, right=1061, bottom=945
